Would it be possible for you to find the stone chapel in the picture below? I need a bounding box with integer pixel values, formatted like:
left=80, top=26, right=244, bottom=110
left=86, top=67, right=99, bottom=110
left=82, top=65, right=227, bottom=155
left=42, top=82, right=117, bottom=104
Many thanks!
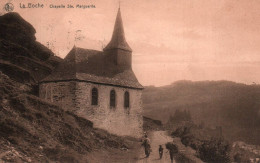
left=39, top=8, right=144, bottom=137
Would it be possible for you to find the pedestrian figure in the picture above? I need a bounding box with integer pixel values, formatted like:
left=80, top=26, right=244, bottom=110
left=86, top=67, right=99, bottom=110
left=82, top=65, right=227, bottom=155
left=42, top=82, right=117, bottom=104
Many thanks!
left=166, top=142, right=178, bottom=163
left=141, top=135, right=151, bottom=158
left=159, top=145, right=164, bottom=159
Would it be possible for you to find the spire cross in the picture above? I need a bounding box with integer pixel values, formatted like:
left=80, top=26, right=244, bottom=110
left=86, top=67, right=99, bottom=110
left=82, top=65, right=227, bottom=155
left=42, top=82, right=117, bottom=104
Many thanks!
left=119, top=0, right=121, bottom=8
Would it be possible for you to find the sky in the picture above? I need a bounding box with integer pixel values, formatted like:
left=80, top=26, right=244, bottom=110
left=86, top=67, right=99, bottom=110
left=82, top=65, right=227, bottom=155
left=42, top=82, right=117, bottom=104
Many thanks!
left=1, top=0, right=260, bottom=86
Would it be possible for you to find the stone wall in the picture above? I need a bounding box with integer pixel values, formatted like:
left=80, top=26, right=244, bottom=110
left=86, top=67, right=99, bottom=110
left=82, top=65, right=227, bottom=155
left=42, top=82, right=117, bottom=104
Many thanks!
left=75, top=82, right=143, bottom=138
left=39, top=81, right=143, bottom=138
left=39, top=81, right=77, bottom=111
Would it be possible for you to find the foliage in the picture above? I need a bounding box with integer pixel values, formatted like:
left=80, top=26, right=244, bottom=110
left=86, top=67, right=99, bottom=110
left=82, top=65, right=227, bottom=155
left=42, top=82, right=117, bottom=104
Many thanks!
left=166, top=109, right=192, bottom=130
left=171, top=125, right=231, bottom=163
left=197, top=138, right=231, bottom=163
left=233, top=153, right=251, bottom=163
left=168, top=109, right=192, bottom=124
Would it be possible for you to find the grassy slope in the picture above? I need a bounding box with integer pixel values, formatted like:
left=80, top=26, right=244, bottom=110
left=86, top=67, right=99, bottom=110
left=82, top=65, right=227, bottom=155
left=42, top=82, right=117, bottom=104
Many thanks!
left=0, top=72, right=140, bottom=162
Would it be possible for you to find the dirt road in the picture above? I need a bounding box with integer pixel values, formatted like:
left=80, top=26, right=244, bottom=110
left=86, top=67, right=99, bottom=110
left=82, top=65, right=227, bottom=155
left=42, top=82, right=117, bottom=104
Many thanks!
left=87, top=130, right=202, bottom=163
left=137, top=131, right=175, bottom=163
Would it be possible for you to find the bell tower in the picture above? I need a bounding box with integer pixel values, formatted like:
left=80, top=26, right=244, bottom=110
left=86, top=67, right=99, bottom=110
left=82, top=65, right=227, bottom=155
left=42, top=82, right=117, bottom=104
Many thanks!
left=104, top=8, right=132, bottom=71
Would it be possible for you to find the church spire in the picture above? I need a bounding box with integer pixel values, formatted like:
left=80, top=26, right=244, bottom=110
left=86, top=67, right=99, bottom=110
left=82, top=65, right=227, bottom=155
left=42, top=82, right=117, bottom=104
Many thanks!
left=104, top=8, right=132, bottom=52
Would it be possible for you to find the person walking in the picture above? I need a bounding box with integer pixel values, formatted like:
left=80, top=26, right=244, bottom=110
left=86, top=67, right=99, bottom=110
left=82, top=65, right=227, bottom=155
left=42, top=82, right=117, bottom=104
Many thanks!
left=158, top=145, right=164, bottom=159
left=166, top=142, right=178, bottom=163
left=141, top=135, right=151, bottom=158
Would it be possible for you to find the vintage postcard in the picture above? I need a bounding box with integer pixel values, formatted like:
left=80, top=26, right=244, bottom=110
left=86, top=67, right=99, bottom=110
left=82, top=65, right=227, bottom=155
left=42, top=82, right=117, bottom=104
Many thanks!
left=0, top=0, right=260, bottom=162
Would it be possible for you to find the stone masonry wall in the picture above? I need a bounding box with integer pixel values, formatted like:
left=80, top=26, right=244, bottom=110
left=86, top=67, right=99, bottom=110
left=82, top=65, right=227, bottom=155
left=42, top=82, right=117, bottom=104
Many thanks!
left=75, top=82, right=143, bottom=138
left=39, top=81, right=77, bottom=111
left=39, top=81, right=143, bottom=138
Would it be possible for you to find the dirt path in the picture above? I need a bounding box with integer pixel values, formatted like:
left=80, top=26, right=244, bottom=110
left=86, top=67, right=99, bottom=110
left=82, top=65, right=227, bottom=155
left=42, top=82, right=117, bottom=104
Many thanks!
left=137, top=131, right=175, bottom=163
left=87, top=131, right=202, bottom=163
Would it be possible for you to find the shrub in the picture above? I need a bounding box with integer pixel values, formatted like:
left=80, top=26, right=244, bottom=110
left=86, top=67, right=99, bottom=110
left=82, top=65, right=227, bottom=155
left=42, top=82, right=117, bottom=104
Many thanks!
left=233, top=153, right=250, bottom=163
left=171, top=125, right=231, bottom=162
left=198, top=138, right=231, bottom=163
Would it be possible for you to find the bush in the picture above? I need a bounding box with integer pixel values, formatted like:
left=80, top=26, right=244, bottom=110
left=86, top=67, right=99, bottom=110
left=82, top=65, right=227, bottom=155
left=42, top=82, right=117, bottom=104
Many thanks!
left=198, top=138, right=231, bottom=163
left=233, top=153, right=250, bottom=163
left=171, top=125, right=231, bottom=162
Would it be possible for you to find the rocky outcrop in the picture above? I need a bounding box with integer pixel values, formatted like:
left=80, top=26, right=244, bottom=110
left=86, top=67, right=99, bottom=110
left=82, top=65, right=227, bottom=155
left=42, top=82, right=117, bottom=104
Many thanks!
left=0, top=12, right=62, bottom=83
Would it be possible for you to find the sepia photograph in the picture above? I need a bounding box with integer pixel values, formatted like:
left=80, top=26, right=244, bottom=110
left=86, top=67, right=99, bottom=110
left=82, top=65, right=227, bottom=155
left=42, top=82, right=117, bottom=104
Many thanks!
left=0, top=0, right=260, bottom=162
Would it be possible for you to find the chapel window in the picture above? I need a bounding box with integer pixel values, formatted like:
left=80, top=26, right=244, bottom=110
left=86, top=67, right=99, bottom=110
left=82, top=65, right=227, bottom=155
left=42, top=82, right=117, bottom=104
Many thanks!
left=91, top=88, right=98, bottom=105
left=110, top=90, right=116, bottom=108
left=124, top=91, right=130, bottom=108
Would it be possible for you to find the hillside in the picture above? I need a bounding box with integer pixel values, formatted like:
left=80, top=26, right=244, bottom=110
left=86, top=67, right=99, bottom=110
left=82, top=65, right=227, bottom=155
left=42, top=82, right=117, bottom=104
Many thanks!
left=0, top=72, right=138, bottom=162
left=0, top=13, right=140, bottom=162
left=142, top=80, right=260, bottom=144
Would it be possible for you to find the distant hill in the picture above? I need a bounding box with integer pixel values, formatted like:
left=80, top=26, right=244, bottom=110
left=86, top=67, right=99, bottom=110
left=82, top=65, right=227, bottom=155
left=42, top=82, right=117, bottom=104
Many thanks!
left=142, top=80, right=260, bottom=144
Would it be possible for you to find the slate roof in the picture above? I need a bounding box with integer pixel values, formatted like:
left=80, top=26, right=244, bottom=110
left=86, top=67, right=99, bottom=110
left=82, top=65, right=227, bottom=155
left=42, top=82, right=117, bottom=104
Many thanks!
left=41, top=47, right=143, bottom=89
left=41, top=8, right=142, bottom=89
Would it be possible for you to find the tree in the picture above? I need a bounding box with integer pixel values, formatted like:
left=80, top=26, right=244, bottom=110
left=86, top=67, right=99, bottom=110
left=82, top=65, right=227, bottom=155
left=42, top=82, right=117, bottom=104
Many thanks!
left=168, top=109, right=192, bottom=124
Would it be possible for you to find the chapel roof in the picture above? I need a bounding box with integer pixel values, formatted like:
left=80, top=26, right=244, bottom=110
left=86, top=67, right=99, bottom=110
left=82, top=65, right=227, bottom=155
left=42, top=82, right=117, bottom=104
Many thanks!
left=41, top=46, right=143, bottom=89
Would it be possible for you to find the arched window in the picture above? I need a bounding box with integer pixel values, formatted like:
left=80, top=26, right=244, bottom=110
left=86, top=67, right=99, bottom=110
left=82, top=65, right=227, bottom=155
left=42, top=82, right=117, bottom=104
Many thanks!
left=46, top=85, right=52, bottom=102
left=110, top=90, right=116, bottom=107
left=124, top=91, right=130, bottom=108
left=91, top=88, right=98, bottom=105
